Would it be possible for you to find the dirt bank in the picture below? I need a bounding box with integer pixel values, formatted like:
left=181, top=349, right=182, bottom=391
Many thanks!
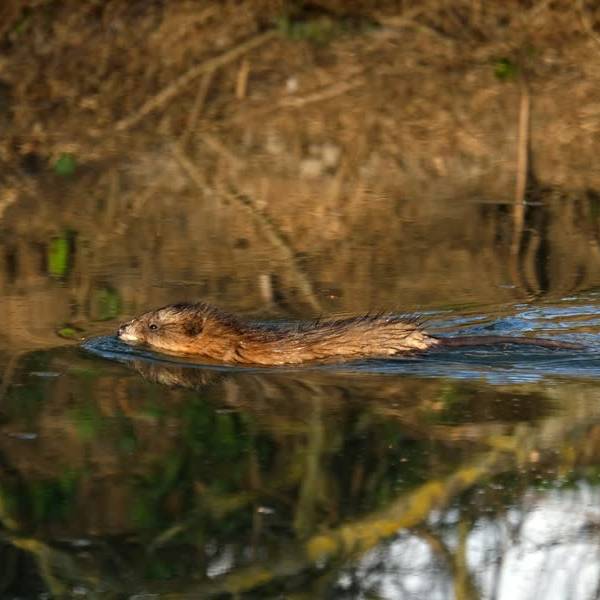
left=1, top=0, right=600, bottom=195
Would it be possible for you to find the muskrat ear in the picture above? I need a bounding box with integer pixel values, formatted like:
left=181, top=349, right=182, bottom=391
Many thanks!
left=184, top=320, right=204, bottom=337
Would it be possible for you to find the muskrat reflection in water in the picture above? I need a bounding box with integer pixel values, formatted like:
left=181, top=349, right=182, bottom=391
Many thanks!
left=117, top=302, right=580, bottom=366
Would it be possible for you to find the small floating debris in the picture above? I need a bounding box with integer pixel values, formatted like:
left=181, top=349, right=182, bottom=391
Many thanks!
left=6, top=432, right=38, bottom=440
left=29, top=371, right=61, bottom=378
left=256, top=506, right=275, bottom=515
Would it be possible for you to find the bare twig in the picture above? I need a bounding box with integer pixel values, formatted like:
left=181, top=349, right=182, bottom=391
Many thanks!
left=170, top=142, right=213, bottom=196
left=236, top=59, right=250, bottom=100
left=510, top=81, right=531, bottom=295
left=115, top=31, right=277, bottom=131
left=373, top=10, right=458, bottom=47
left=514, top=80, right=530, bottom=205
left=179, top=69, right=215, bottom=146
left=279, top=77, right=364, bottom=109
left=200, top=132, right=246, bottom=170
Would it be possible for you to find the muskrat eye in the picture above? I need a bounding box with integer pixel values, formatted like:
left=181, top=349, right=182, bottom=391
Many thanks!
left=149, top=323, right=158, bottom=331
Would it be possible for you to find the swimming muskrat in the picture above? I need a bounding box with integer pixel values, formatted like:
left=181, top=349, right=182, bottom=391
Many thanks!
left=116, top=302, right=580, bottom=366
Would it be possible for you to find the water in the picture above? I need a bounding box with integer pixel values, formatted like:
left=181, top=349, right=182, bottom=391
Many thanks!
left=2, top=183, right=600, bottom=598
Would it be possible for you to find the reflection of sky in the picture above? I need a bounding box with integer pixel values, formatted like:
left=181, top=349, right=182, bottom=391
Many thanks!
left=488, top=486, right=600, bottom=600
left=347, top=484, right=600, bottom=600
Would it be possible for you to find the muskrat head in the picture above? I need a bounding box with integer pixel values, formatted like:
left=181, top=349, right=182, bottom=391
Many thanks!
left=117, top=302, right=242, bottom=358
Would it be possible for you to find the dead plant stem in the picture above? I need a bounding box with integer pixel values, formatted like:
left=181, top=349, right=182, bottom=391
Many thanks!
left=115, top=31, right=277, bottom=131
left=179, top=70, right=215, bottom=146
left=515, top=80, right=530, bottom=206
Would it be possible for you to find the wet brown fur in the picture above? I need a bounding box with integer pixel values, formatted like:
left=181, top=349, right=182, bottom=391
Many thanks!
left=117, top=302, right=580, bottom=366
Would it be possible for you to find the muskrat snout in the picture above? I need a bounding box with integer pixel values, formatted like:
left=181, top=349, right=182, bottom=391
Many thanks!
left=117, top=320, right=141, bottom=343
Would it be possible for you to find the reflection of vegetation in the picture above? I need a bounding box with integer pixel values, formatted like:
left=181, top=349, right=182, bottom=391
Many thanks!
left=133, top=397, right=262, bottom=534
left=1, top=349, right=600, bottom=596
left=1, top=471, right=79, bottom=527
left=430, top=383, right=550, bottom=425
left=332, top=418, right=439, bottom=516
left=69, top=401, right=103, bottom=441
left=4, top=383, right=45, bottom=424
left=3, top=352, right=50, bottom=425
left=29, top=475, right=78, bottom=524
left=89, top=286, right=121, bottom=321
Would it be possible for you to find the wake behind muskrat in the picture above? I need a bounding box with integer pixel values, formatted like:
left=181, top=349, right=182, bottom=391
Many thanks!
left=116, top=302, right=581, bottom=366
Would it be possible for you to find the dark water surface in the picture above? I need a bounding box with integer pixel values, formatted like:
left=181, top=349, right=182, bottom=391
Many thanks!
left=2, top=185, right=600, bottom=599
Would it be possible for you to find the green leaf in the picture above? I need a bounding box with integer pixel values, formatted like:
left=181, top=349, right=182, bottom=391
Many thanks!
left=48, top=234, right=70, bottom=278
left=57, top=326, right=80, bottom=340
left=494, top=58, right=518, bottom=81
left=54, top=153, right=77, bottom=176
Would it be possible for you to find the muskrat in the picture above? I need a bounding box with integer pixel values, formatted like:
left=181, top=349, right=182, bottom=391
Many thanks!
left=116, top=302, right=580, bottom=366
